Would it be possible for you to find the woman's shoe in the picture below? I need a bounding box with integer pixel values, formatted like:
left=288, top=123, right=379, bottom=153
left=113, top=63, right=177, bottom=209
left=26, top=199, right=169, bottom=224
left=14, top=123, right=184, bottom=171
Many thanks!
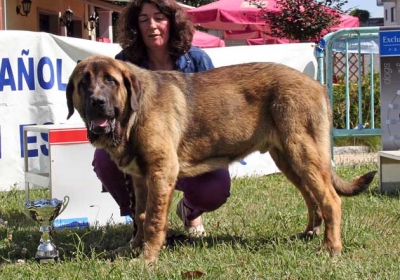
left=176, top=199, right=206, bottom=237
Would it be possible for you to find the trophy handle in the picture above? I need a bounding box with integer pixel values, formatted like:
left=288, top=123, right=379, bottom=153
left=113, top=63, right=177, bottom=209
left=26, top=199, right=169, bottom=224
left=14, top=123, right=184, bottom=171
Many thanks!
left=58, top=196, right=70, bottom=216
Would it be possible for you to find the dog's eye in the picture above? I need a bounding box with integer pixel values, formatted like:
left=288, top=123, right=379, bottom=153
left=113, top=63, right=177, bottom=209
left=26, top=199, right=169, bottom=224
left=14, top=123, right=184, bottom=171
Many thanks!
left=105, top=74, right=118, bottom=85
left=81, top=72, right=91, bottom=85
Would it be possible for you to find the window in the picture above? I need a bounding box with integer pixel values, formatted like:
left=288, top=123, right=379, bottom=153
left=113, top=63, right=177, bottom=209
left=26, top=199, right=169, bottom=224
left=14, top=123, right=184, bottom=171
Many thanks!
left=70, top=20, right=83, bottom=39
left=385, top=9, right=387, bottom=21
left=391, top=7, right=395, bottom=22
left=39, top=9, right=82, bottom=38
left=39, top=13, right=59, bottom=35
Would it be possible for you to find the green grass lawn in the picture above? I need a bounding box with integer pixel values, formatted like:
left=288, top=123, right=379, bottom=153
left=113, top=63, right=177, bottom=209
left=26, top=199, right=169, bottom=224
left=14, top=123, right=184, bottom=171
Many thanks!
left=1, top=161, right=400, bottom=279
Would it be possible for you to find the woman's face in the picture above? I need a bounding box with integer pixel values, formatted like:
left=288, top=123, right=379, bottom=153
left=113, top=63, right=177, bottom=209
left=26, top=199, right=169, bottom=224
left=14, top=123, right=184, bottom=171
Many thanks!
left=138, top=3, right=171, bottom=51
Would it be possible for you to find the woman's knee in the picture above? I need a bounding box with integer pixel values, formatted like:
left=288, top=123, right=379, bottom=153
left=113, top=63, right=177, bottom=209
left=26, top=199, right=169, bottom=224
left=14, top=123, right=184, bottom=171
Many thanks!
left=92, top=149, right=132, bottom=216
left=92, top=148, right=126, bottom=188
left=182, top=169, right=231, bottom=212
left=93, top=149, right=113, bottom=174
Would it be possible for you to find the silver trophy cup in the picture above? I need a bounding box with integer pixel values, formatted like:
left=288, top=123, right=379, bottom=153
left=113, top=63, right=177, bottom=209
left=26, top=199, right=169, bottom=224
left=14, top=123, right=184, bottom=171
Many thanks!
left=24, top=196, right=69, bottom=262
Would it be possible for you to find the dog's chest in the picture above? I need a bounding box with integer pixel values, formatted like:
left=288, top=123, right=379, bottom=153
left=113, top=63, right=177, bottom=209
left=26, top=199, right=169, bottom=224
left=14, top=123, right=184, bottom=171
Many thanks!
left=121, top=157, right=142, bottom=177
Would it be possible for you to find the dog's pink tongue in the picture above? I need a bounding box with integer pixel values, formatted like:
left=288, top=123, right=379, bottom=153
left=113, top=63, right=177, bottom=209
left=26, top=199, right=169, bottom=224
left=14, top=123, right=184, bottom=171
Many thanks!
left=92, top=118, right=108, bottom=127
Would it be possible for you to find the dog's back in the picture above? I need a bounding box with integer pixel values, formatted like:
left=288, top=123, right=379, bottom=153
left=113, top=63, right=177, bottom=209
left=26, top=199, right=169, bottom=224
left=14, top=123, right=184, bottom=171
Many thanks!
left=171, top=62, right=331, bottom=175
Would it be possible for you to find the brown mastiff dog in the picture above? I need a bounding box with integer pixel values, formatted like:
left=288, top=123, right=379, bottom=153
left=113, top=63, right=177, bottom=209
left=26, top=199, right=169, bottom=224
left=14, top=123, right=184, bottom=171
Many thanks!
left=66, top=55, right=376, bottom=263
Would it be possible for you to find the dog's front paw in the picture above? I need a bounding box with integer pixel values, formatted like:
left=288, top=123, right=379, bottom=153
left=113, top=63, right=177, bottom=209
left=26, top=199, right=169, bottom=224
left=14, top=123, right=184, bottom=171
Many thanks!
left=130, top=234, right=145, bottom=249
left=128, top=255, right=157, bottom=271
left=291, top=227, right=321, bottom=241
left=112, top=245, right=141, bottom=260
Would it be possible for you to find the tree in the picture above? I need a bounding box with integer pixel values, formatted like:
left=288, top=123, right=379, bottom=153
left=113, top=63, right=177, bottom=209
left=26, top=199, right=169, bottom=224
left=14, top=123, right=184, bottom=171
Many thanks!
left=180, top=0, right=216, bottom=7
left=350, top=9, right=370, bottom=24
left=105, top=1, right=127, bottom=6
left=251, top=0, right=349, bottom=42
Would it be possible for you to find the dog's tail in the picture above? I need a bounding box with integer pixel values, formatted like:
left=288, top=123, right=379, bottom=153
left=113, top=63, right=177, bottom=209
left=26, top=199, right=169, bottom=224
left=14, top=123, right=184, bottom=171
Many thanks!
left=331, top=169, right=377, bottom=196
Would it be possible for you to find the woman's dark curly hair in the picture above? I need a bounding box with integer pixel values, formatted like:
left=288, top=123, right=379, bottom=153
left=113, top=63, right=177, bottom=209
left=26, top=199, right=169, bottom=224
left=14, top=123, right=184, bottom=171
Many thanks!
left=116, top=0, right=195, bottom=64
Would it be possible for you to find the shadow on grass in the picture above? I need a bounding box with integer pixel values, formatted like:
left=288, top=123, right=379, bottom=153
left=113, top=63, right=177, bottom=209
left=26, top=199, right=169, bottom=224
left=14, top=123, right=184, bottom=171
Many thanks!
left=0, top=222, right=134, bottom=264
left=1, top=222, right=320, bottom=264
left=165, top=228, right=318, bottom=253
left=368, top=187, right=400, bottom=199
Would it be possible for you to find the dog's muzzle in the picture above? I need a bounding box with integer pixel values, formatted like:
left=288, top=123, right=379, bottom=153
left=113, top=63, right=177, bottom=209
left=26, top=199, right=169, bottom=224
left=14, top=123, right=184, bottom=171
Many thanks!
left=89, top=117, right=116, bottom=134
left=87, top=95, right=116, bottom=134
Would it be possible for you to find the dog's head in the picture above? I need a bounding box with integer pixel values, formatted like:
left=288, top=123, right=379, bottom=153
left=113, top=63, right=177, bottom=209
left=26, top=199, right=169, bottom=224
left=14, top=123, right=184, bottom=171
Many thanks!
left=66, top=55, right=141, bottom=145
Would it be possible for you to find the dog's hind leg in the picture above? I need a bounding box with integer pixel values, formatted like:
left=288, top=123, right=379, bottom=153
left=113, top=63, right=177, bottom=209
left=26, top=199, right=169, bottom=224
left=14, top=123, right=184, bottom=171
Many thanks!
left=279, top=136, right=342, bottom=255
left=269, top=147, right=323, bottom=238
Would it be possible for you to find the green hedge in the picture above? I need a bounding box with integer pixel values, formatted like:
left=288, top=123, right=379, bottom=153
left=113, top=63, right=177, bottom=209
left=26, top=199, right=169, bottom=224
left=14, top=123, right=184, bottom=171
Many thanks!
left=332, top=73, right=380, bottom=130
left=331, top=73, right=381, bottom=150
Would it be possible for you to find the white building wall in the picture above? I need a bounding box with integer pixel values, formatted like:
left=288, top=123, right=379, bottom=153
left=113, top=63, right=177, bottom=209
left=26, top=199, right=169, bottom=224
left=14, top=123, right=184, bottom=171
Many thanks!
left=383, top=1, right=398, bottom=25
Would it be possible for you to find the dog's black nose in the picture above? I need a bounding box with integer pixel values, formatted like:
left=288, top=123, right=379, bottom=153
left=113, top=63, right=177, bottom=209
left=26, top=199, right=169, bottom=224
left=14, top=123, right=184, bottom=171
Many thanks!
left=90, top=95, right=106, bottom=109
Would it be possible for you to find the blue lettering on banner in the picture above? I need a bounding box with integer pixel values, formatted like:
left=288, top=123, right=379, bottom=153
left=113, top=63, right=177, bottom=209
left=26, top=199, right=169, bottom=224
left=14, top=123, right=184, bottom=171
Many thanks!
left=38, top=57, right=54, bottom=90
left=0, top=59, right=16, bottom=90
left=40, top=125, right=50, bottom=156
left=18, top=56, right=34, bottom=90
left=19, top=122, right=53, bottom=158
left=57, top=59, right=67, bottom=91
left=0, top=49, right=67, bottom=91
left=20, top=124, right=38, bottom=158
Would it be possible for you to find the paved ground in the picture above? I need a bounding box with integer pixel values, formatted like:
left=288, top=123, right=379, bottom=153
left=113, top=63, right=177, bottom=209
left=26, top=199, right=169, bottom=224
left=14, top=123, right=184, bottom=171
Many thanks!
left=333, top=152, right=377, bottom=166
left=332, top=146, right=377, bottom=166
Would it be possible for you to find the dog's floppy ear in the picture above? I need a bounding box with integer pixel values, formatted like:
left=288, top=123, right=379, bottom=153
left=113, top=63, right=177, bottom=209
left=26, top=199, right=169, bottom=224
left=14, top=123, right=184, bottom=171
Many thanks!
left=66, top=77, right=75, bottom=119
left=122, top=69, right=141, bottom=112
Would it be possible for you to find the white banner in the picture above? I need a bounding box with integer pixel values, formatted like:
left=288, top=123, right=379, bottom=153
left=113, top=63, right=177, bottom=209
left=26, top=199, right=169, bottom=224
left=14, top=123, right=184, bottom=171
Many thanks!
left=0, top=31, right=317, bottom=190
left=332, top=38, right=379, bottom=54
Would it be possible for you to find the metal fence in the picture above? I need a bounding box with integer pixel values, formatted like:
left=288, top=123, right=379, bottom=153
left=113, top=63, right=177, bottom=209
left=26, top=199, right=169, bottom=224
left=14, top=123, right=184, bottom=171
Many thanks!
left=316, top=27, right=381, bottom=155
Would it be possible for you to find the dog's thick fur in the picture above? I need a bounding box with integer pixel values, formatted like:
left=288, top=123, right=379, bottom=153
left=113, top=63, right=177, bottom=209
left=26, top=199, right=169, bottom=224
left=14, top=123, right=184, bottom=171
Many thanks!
left=66, top=55, right=376, bottom=263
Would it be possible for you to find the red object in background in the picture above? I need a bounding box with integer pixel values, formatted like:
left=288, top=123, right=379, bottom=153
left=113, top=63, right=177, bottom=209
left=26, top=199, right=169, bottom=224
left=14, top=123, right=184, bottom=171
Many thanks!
left=187, top=0, right=271, bottom=32
left=187, top=0, right=359, bottom=42
left=96, top=37, right=111, bottom=43
left=192, top=30, right=225, bottom=48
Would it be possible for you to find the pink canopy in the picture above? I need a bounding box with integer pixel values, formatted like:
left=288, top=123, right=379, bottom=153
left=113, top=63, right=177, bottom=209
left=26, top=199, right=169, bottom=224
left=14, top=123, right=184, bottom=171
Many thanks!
left=188, top=0, right=360, bottom=40
left=187, top=0, right=271, bottom=31
left=331, top=14, right=360, bottom=31
left=246, top=36, right=293, bottom=45
left=192, top=30, right=225, bottom=48
left=245, top=13, right=359, bottom=45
